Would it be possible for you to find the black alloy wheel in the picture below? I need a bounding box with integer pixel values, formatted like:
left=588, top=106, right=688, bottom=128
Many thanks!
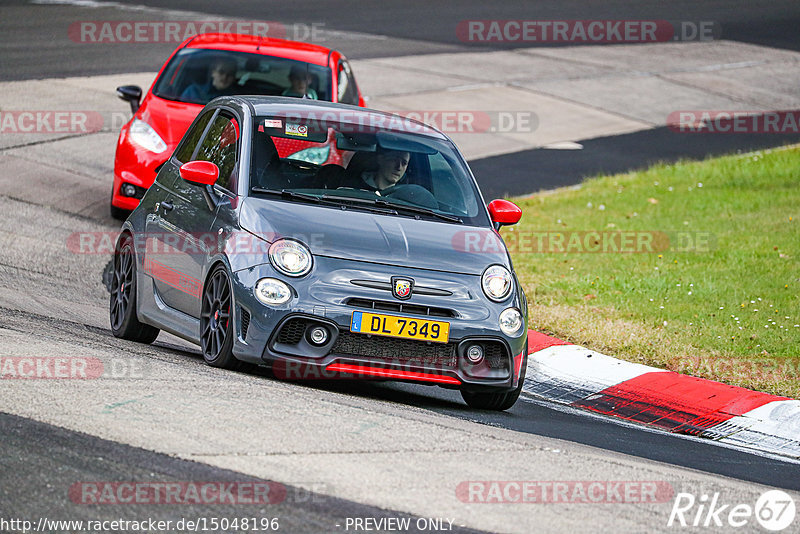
left=200, top=265, right=238, bottom=369
left=109, top=236, right=160, bottom=343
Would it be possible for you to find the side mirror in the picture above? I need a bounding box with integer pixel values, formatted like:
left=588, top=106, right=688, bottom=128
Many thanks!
left=116, top=85, right=142, bottom=114
left=180, top=161, right=218, bottom=187
left=488, top=199, right=522, bottom=228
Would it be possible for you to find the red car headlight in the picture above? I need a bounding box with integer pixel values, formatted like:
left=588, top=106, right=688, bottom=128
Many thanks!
left=129, top=119, right=167, bottom=154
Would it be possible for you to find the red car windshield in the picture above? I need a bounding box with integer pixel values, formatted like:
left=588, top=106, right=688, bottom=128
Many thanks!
left=152, top=48, right=332, bottom=105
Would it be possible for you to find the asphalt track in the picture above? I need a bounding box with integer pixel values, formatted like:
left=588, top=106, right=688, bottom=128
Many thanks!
left=4, top=0, right=800, bottom=77
left=0, top=412, right=486, bottom=534
left=471, top=126, right=800, bottom=199
left=117, top=0, right=800, bottom=52
left=1, top=1, right=800, bottom=532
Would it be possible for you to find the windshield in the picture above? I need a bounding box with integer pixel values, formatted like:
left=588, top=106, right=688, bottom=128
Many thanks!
left=152, top=48, right=332, bottom=105
left=248, top=113, right=490, bottom=226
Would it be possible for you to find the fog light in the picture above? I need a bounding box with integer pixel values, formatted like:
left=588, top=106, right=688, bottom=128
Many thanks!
left=499, top=307, right=523, bottom=336
left=121, top=183, right=137, bottom=197
left=254, top=278, right=291, bottom=305
left=307, top=326, right=329, bottom=346
left=466, top=344, right=484, bottom=364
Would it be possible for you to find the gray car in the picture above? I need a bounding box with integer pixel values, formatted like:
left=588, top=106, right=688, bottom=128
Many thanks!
left=110, top=96, right=528, bottom=410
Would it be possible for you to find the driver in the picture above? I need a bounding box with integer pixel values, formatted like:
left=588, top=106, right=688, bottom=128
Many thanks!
left=357, top=148, right=410, bottom=194
left=181, top=57, right=238, bottom=103
left=340, top=148, right=440, bottom=209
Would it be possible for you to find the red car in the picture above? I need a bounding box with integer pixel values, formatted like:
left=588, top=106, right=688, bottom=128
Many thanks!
left=111, top=33, right=365, bottom=219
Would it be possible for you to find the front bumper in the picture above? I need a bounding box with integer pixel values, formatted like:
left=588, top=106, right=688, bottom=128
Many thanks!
left=229, top=256, right=528, bottom=391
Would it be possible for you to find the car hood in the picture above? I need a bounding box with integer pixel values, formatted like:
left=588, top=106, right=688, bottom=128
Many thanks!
left=139, top=95, right=203, bottom=148
left=239, top=197, right=509, bottom=275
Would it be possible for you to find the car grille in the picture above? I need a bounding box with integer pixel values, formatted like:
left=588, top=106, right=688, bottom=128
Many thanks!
left=346, top=297, right=457, bottom=318
left=332, top=330, right=458, bottom=368
left=350, top=279, right=453, bottom=296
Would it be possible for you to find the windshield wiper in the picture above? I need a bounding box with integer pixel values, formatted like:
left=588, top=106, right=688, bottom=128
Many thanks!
left=251, top=188, right=322, bottom=203
left=393, top=204, right=462, bottom=223
left=323, top=194, right=462, bottom=223
left=341, top=196, right=463, bottom=223
left=253, top=188, right=399, bottom=215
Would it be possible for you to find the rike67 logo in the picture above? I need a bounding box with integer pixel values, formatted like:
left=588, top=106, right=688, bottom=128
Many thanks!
left=668, top=490, right=796, bottom=531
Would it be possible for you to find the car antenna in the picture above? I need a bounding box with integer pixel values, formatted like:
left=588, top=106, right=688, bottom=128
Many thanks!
left=256, top=36, right=262, bottom=51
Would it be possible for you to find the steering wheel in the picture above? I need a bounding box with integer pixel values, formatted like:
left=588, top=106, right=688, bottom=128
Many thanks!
left=382, top=184, right=439, bottom=210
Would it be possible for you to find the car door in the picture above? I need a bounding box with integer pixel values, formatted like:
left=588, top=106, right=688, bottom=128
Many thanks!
left=145, top=108, right=240, bottom=318
left=143, top=108, right=213, bottom=315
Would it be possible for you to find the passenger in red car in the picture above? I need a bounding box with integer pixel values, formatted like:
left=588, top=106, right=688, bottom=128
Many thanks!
left=281, top=64, right=318, bottom=100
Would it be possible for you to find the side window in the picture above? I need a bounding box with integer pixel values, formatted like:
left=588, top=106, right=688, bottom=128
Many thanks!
left=195, top=112, right=240, bottom=193
left=337, top=60, right=359, bottom=105
left=174, top=111, right=214, bottom=163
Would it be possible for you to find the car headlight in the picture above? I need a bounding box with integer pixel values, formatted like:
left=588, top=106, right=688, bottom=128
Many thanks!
left=482, top=265, right=512, bottom=301
left=499, top=307, right=523, bottom=336
left=129, top=119, right=167, bottom=154
left=254, top=278, right=292, bottom=305
left=288, top=146, right=330, bottom=165
left=269, top=239, right=312, bottom=277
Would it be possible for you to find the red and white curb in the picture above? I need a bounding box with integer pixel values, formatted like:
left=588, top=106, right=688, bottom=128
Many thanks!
left=523, top=331, right=800, bottom=459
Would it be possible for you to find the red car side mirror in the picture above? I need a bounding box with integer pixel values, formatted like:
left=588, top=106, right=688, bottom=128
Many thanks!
left=488, top=199, right=522, bottom=227
left=180, top=161, right=218, bottom=187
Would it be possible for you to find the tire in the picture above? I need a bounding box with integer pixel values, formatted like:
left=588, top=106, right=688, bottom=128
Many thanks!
left=110, top=236, right=160, bottom=343
left=200, top=264, right=239, bottom=370
left=460, top=345, right=528, bottom=411
left=101, top=258, right=114, bottom=293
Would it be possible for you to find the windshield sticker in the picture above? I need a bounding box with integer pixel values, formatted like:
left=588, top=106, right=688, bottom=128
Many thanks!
left=264, top=119, right=283, bottom=128
left=285, top=123, right=308, bottom=137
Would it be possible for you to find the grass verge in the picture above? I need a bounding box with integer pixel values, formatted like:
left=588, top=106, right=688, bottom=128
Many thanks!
left=508, top=145, right=799, bottom=397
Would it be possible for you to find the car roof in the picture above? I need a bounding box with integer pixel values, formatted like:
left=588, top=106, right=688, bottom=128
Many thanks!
left=184, top=33, right=333, bottom=66
left=226, top=96, right=448, bottom=140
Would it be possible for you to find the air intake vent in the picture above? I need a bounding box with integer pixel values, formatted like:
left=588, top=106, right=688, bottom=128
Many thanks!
left=276, top=318, right=311, bottom=345
left=346, top=298, right=457, bottom=318
left=240, top=308, right=251, bottom=340
left=483, top=341, right=509, bottom=370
